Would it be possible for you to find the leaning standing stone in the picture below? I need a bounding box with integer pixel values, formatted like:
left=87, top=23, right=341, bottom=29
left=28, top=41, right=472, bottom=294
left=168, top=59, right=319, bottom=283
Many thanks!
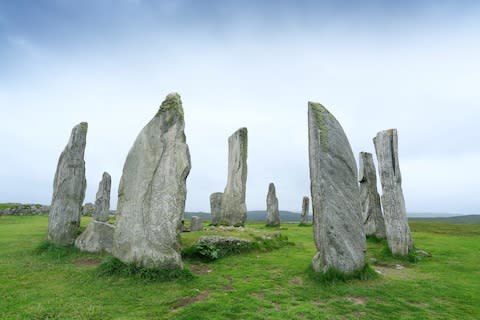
left=210, top=192, right=223, bottom=225
left=48, top=122, right=88, bottom=245
left=300, top=196, right=309, bottom=225
left=359, top=152, right=386, bottom=239
left=373, top=129, right=413, bottom=256
left=191, top=216, right=203, bottom=231
left=112, top=93, right=191, bottom=269
left=308, top=102, right=365, bottom=274
left=266, top=183, right=280, bottom=227
left=93, top=172, right=111, bottom=222
left=220, top=128, right=248, bottom=226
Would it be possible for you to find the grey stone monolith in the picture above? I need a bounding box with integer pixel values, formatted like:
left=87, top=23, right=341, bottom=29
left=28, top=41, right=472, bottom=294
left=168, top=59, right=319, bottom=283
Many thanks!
left=74, top=221, right=115, bottom=253
left=93, top=172, right=111, bottom=222
left=266, top=183, right=280, bottom=227
left=210, top=192, right=223, bottom=225
left=359, top=152, right=386, bottom=239
left=48, top=122, right=88, bottom=245
left=112, top=93, right=191, bottom=269
left=300, top=196, right=309, bottom=225
left=373, top=129, right=413, bottom=256
left=191, top=216, right=203, bottom=231
left=220, top=128, right=248, bottom=226
left=308, top=102, right=365, bottom=274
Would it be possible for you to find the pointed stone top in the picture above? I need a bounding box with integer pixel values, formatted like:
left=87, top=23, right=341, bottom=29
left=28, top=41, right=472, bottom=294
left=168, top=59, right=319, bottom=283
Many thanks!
left=102, top=171, right=111, bottom=179
left=308, top=101, right=331, bottom=114
left=78, top=122, right=88, bottom=131
left=268, top=182, right=275, bottom=192
left=159, top=92, right=183, bottom=117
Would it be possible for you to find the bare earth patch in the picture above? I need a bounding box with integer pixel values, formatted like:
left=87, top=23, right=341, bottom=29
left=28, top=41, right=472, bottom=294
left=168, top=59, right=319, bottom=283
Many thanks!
left=289, top=276, right=304, bottom=286
left=172, top=291, right=209, bottom=309
left=74, top=259, right=100, bottom=267
left=188, top=263, right=213, bottom=275
left=224, top=275, right=234, bottom=291
left=347, top=296, right=367, bottom=305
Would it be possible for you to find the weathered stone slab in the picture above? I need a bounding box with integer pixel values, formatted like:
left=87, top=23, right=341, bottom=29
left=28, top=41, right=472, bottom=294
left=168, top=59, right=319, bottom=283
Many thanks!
left=308, top=102, right=365, bottom=274
left=220, top=128, right=248, bottom=226
left=48, top=122, right=88, bottom=245
left=93, top=172, right=111, bottom=222
left=74, top=221, right=115, bottom=253
left=300, top=196, right=309, bottom=224
left=209, top=192, right=223, bottom=226
left=373, top=129, right=413, bottom=255
left=359, top=152, right=386, bottom=239
left=112, top=93, right=191, bottom=269
left=191, top=216, right=203, bottom=231
left=266, top=183, right=280, bottom=226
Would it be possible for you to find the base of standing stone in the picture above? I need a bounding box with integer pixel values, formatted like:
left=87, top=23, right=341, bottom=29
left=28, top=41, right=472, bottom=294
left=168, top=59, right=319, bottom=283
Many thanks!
left=75, top=221, right=115, bottom=253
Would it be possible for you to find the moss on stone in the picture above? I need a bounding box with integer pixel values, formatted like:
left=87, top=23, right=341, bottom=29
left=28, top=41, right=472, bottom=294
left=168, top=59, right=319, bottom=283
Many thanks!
left=158, top=92, right=184, bottom=117
left=309, top=101, right=330, bottom=152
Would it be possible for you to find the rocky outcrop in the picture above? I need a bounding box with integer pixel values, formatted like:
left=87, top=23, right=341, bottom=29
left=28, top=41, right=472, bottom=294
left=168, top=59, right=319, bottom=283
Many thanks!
left=359, top=152, right=386, bottom=239
left=112, top=93, right=191, bottom=269
left=209, top=192, right=223, bottom=225
left=48, top=122, right=88, bottom=245
left=300, top=196, right=309, bottom=225
left=191, top=216, right=203, bottom=231
left=307, top=102, right=365, bottom=274
left=374, top=129, right=413, bottom=256
left=93, top=172, right=111, bottom=222
left=220, top=128, right=248, bottom=226
left=74, top=221, right=114, bottom=253
left=266, top=183, right=280, bottom=226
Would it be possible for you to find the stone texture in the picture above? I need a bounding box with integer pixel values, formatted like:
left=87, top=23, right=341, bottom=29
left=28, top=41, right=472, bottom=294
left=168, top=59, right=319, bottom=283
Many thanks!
left=300, top=196, right=309, bottom=225
left=191, top=216, right=203, bottom=231
left=373, top=129, right=413, bottom=256
left=74, top=221, right=115, bottom=253
left=81, top=203, right=95, bottom=216
left=209, top=192, right=223, bottom=226
left=93, top=172, right=111, bottom=222
left=48, top=122, right=88, bottom=245
left=220, top=127, right=248, bottom=226
left=266, top=183, right=280, bottom=226
left=307, top=102, right=365, bottom=274
left=112, top=93, right=191, bottom=269
left=359, top=152, right=386, bottom=239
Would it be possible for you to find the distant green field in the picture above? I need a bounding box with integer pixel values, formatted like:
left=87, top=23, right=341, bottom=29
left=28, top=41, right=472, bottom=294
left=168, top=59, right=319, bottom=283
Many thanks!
left=0, top=216, right=479, bottom=319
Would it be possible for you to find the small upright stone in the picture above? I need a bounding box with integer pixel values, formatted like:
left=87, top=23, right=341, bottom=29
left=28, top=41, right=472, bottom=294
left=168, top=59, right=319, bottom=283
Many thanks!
left=300, top=196, right=309, bottom=225
left=374, top=129, right=413, bottom=256
left=220, top=128, right=248, bottom=226
left=308, top=102, right=365, bottom=274
left=266, top=183, right=280, bottom=227
left=82, top=203, right=95, bottom=216
left=210, top=192, right=223, bottom=225
left=191, top=216, right=203, bottom=231
left=359, top=152, right=386, bottom=239
left=48, top=122, right=88, bottom=245
left=112, top=93, right=191, bottom=269
left=93, top=172, right=111, bottom=222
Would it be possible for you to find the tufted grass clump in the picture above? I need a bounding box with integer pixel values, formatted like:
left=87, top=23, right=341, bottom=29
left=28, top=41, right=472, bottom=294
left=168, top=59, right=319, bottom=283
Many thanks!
left=308, top=263, right=379, bottom=284
left=96, top=256, right=194, bottom=281
left=34, top=240, right=80, bottom=262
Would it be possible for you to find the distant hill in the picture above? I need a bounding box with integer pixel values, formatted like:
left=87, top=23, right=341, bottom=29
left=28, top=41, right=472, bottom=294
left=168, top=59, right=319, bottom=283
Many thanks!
left=409, top=215, right=480, bottom=224
left=184, top=210, right=308, bottom=223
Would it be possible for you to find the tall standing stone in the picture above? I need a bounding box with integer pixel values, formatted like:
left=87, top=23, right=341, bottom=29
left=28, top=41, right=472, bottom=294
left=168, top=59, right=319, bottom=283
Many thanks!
left=191, top=216, right=203, bottom=231
left=220, top=127, right=248, bottom=226
left=75, top=171, right=114, bottom=253
left=93, top=172, right=111, bottom=222
left=48, top=122, right=88, bottom=245
left=112, top=93, right=191, bottom=269
left=308, top=102, right=365, bottom=274
left=373, top=129, right=412, bottom=256
left=266, top=183, right=280, bottom=227
left=300, top=196, right=309, bottom=225
left=359, top=152, right=386, bottom=239
left=210, top=192, right=223, bottom=225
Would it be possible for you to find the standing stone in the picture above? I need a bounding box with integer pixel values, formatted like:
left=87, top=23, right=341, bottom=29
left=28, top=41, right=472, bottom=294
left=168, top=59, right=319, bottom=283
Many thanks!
left=93, top=172, right=111, bottom=222
left=210, top=192, right=223, bottom=225
left=266, top=183, right=280, bottom=227
left=191, top=216, right=203, bottom=231
left=300, top=196, right=309, bottom=225
left=81, top=203, right=95, bottom=216
left=308, top=102, right=365, bottom=274
left=48, top=122, right=88, bottom=245
left=112, top=93, right=191, bottom=269
left=220, top=128, right=248, bottom=226
left=359, top=152, right=386, bottom=239
left=75, top=171, right=114, bottom=253
left=373, top=129, right=413, bottom=256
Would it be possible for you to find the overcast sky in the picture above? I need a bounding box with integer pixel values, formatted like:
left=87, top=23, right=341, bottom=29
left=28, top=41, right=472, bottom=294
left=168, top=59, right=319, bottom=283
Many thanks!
left=0, top=0, right=479, bottom=215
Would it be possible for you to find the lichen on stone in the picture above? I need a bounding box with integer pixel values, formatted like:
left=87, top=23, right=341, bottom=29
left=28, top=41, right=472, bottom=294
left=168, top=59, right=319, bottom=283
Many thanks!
left=309, top=101, right=329, bottom=151
left=158, top=92, right=184, bottom=117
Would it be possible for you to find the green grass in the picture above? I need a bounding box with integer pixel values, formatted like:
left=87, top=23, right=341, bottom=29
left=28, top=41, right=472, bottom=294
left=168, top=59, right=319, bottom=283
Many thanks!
left=0, top=217, right=479, bottom=319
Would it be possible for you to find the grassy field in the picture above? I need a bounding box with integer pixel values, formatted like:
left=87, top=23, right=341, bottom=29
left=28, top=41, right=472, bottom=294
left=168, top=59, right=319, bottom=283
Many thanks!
left=0, top=216, right=479, bottom=319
